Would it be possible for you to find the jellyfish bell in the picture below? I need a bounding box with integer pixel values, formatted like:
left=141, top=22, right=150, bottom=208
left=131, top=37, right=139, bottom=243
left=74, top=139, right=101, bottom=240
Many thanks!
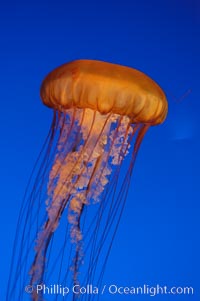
left=7, top=60, right=167, bottom=301
left=41, top=59, right=167, bottom=124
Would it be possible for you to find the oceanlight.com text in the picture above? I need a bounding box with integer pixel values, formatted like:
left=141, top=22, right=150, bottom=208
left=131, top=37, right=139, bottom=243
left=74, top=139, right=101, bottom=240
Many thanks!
left=25, top=283, right=194, bottom=297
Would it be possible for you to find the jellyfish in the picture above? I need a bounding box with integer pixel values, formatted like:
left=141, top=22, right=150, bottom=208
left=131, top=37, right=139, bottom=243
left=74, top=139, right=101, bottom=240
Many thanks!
left=6, top=60, right=167, bottom=301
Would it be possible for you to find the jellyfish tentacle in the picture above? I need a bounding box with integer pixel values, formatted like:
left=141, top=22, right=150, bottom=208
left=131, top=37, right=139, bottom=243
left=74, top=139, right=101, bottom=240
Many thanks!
left=30, top=109, right=111, bottom=295
left=133, top=124, right=150, bottom=156
left=72, top=203, right=85, bottom=293
left=85, top=117, right=134, bottom=285
left=30, top=112, right=149, bottom=301
left=91, top=125, right=148, bottom=293
left=84, top=117, right=125, bottom=283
